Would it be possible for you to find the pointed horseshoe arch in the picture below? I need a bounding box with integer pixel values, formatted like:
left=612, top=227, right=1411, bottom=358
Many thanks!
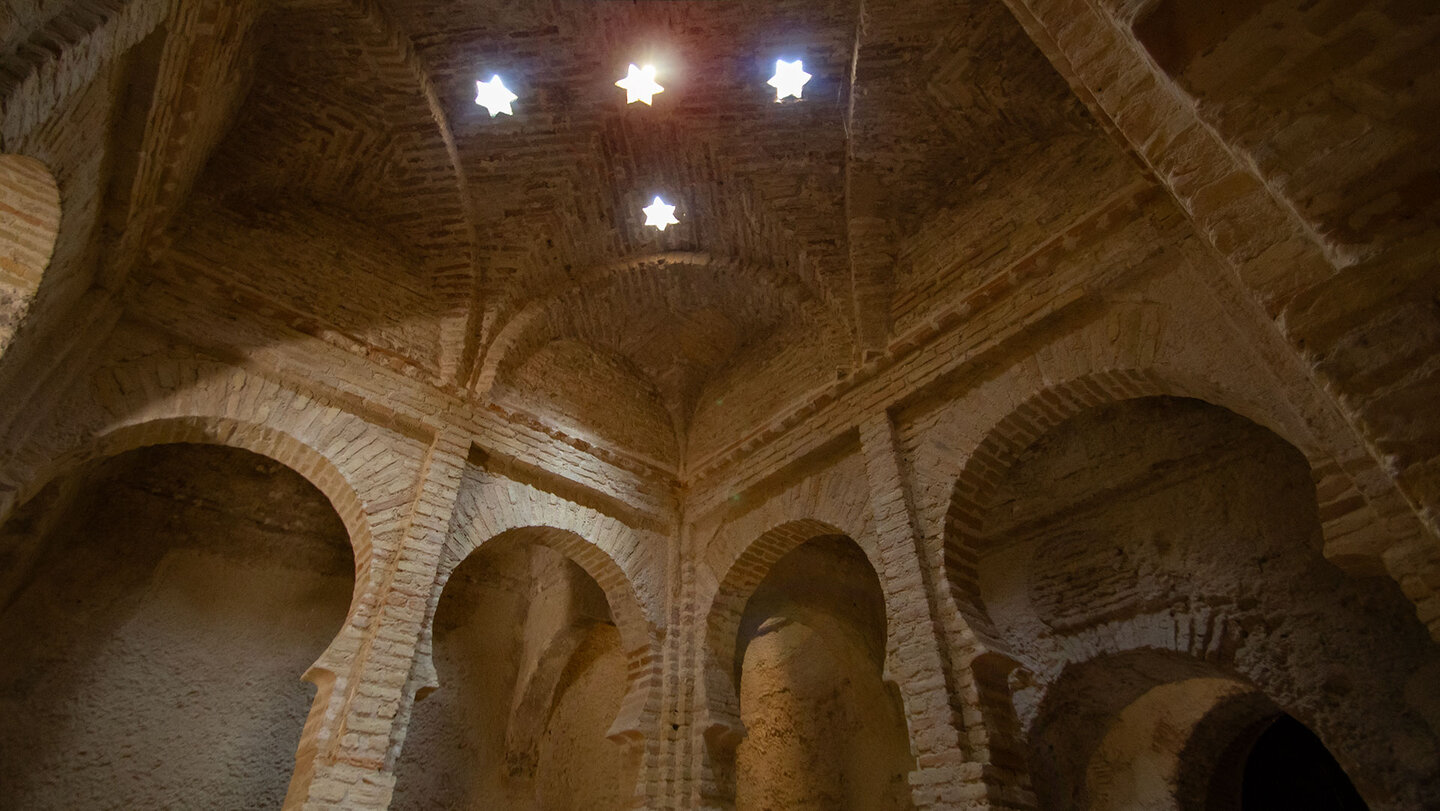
left=444, top=524, right=661, bottom=746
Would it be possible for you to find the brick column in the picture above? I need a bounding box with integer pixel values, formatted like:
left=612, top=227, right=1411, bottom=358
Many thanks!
left=662, top=516, right=702, bottom=810
left=287, top=428, right=469, bottom=810
left=859, top=412, right=1031, bottom=810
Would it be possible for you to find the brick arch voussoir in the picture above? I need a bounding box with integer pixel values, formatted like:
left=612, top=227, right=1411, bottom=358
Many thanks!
left=9, top=412, right=388, bottom=581
left=73, top=417, right=374, bottom=568
left=709, top=461, right=874, bottom=576
left=1, top=359, right=415, bottom=581
left=440, top=483, right=659, bottom=622
left=1020, top=637, right=1256, bottom=787
left=2, top=410, right=391, bottom=746
left=1039, top=607, right=1250, bottom=697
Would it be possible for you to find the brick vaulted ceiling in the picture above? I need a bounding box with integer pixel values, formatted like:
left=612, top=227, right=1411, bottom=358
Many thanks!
left=145, top=0, right=1133, bottom=472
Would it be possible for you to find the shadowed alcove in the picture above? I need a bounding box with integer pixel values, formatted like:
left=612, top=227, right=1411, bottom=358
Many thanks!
left=0, top=443, right=356, bottom=808
left=733, top=535, right=914, bottom=811
left=393, top=533, right=638, bottom=810
left=1230, top=714, right=1368, bottom=810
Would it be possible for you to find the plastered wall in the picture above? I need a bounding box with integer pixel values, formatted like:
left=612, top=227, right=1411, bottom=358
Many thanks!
left=0, top=444, right=354, bottom=808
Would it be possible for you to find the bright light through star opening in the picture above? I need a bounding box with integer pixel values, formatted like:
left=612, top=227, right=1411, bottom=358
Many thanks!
left=767, top=59, right=811, bottom=101
left=643, top=197, right=679, bottom=230
left=616, top=64, right=665, bottom=105
left=474, top=75, right=518, bottom=116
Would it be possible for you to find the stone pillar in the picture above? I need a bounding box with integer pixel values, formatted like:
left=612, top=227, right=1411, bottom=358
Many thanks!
left=859, top=412, right=1030, bottom=810
left=286, top=428, right=469, bottom=810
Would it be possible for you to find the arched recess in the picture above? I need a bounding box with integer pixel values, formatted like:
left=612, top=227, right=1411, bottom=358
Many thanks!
left=0, top=414, right=383, bottom=796
left=0, top=354, right=431, bottom=805
left=966, top=396, right=1440, bottom=808
left=705, top=519, right=862, bottom=744
left=700, top=482, right=917, bottom=809
left=0, top=435, right=362, bottom=806
left=400, top=458, right=666, bottom=803
left=395, top=527, right=648, bottom=809
left=447, top=524, right=659, bottom=747
left=945, top=369, right=1272, bottom=628
left=0, top=153, right=61, bottom=357
left=700, top=453, right=877, bottom=751
left=940, top=367, right=1433, bottom=640
left=731, top=534, right=915, bottom=811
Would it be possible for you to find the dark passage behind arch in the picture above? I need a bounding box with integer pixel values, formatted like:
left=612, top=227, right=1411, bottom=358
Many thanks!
left=1239, top=715, right=1368, bottom=811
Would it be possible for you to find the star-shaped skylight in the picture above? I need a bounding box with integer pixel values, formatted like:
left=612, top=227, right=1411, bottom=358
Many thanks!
left=642, top=196, right=679, bottom=230
left=616, top=64, right=664, bottom=105
left=767, top=59, right=811, bottom=101
left=474, top=75, right=518, bottom=116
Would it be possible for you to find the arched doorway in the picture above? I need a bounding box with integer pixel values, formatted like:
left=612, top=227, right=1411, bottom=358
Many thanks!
left=732, top=534, right=913, bottom=810
left=393, top=531, right=639, bottom=810
left=0, top=443, right=357, bottom=807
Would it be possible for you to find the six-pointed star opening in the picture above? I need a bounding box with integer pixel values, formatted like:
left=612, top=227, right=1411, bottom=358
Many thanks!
left=480, top=60, right=810, bottom=231
left=616, top=63, right=665, bottom=105
left=474, top=75, right=518, bottom=116
left=642, top=197, right=679, bottom=231
left=767, top=59, right=811, bottom=101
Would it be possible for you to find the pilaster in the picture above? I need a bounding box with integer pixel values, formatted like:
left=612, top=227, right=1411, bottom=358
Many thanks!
left=287, top=428, right=469, bottom=809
